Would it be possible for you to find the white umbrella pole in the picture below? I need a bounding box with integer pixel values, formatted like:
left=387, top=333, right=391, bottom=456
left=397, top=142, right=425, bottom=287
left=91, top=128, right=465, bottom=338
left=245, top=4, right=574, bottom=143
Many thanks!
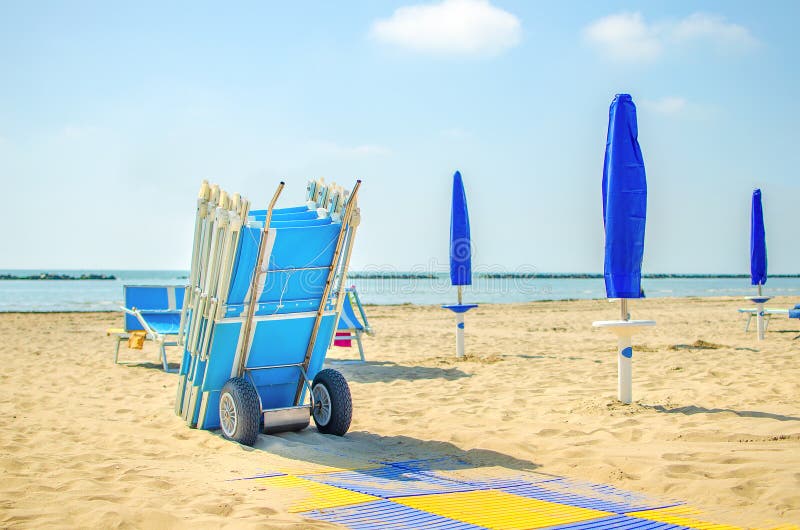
left=619, top=298, right=631, bottom=404
left=756, top=283, right=765, bottom=341
left=455, top=312, right=465, bottom=359
left=455, top=286, right=465, bottom=358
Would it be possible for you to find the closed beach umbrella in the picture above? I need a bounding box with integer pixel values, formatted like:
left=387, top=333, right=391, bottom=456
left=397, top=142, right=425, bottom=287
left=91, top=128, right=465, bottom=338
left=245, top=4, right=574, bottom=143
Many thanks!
left=450, top=170, right=472, bottom=291
left=748, top=189, right=770, bottom=340
left=443, top=170, right=477, bottom=358
left=750, top=189, right=767, bottom=290
left=593, top=94, right=655, bottom=404
left=602, top=94, right=647, bottom=302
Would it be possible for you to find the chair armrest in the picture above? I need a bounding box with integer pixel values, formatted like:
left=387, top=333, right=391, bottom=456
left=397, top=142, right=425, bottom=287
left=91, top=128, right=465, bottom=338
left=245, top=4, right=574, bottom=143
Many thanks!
left=120, top=306, right=159, bottom=339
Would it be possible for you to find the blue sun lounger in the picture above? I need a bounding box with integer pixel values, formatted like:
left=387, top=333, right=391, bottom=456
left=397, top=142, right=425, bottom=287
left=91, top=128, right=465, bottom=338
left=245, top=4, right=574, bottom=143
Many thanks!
left=109, top=284, right=186, bottom=372
left=789, top=304, right=800, bottom=339
left=175, top=180, right=362, bottom=446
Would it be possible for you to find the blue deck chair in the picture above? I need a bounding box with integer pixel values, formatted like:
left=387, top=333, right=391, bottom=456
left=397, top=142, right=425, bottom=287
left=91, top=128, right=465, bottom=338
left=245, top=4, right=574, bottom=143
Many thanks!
left=175, top=181, right=362, bottom=446
left=332, top=286, right=373, bottom=362
left=109, top=285, right=186, bottom=372
left=789, top=304, right=800, bottom=339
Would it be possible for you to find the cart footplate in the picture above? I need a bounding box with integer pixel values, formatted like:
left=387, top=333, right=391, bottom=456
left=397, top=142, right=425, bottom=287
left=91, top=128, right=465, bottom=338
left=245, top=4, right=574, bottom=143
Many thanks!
left=263, top=405, right=311, bottom=434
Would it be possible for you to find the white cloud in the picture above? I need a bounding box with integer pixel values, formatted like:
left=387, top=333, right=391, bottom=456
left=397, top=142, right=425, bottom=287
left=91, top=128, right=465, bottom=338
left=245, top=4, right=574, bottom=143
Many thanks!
left=640, top=96, right=688, bottom=115
left=638, top=97, right=719, bottom=120
left=583, top=12, right=662, bottom=63
left=671, top=13, right=759, bottom=51
left=370, top=0, right=522, bottom=56
left=583, top=11, right=759, bottom=63
left=440, top=127, right=470, bottom=138
left=315, top=141, right=391, bottom=158
left=60, top=125, right=103, bottom=140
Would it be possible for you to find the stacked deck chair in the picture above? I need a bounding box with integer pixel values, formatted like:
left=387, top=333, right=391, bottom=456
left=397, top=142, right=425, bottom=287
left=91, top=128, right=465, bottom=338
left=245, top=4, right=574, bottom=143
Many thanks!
left=175, top=178, right=362, bottom=446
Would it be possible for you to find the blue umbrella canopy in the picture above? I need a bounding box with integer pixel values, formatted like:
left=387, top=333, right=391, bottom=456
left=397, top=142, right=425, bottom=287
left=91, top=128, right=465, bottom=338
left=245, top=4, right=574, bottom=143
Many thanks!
left=449, top=170, right=472, bottom=286
left=602, top=94, right=647, bottom=299
left=750, top=189, right=767, bottom=286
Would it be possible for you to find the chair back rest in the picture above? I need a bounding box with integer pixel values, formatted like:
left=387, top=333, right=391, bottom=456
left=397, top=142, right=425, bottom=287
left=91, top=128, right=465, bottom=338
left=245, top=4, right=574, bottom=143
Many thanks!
left=337, top=294, right=364, bottom=331
left=225, top=219, right=342, bottom=316
left=124, top=285, right=186, bottom=331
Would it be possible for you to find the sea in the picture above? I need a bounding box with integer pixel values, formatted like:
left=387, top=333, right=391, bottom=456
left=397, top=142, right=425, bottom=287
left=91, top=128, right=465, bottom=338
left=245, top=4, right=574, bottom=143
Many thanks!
left=1, top=270, right=799, bottom=312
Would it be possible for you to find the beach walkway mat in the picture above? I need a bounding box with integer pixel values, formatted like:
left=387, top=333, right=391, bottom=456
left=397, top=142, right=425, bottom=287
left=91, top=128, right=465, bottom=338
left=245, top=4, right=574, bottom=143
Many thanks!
left=238, top=457, right=767, bottom=529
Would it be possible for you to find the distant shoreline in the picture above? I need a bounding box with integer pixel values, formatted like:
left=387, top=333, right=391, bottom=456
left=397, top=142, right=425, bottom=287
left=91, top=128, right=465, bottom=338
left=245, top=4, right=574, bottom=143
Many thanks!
left=0, top=273, right=117, bottom=281
left=2, top=271, right=798, bottom=281
left=348, top=272, right=800, bottom=279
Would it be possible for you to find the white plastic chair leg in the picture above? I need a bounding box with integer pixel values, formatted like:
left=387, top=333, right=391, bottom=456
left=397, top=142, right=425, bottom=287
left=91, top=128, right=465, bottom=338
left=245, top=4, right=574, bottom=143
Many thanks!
left=114, top=336, right=123, bottom=364
left=355, top=331, right=366, bottom=362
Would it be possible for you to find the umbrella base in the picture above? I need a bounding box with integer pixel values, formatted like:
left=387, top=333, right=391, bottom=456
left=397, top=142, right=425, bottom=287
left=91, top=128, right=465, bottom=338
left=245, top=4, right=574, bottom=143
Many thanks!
left=592, top=320, right=656, bottom=404
left=744, top=297, right=771, bottom=340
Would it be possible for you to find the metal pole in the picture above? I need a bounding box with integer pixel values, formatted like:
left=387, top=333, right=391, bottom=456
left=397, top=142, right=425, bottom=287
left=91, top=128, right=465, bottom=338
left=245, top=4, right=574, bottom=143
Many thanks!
left=756, top=283, right=765, bottom=340
left=235, top=182, right=284, bottom=377
left=455, top=312, right=465, bottom=358
left=293, top=180, right=361, bottom=405
left=617, top=333, right=632, bottom=404
left=620, top=298, right=629, bottom=321
left=457, top=285, right=462, bottom=306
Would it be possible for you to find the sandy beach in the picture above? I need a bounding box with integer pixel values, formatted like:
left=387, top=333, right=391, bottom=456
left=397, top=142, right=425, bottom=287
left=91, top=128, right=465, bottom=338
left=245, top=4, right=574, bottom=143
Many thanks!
left=1, top=296, right=798, bottom=528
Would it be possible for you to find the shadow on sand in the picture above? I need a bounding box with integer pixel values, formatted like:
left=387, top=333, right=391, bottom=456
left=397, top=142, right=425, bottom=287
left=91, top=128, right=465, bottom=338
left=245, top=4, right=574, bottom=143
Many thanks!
left=647, top=404, right=800, bottom=422
left=326, top=360, right=471, bottom=384
left=241, top=430, right=541, bottom=476
left=118, top=361, right=180, bottom=371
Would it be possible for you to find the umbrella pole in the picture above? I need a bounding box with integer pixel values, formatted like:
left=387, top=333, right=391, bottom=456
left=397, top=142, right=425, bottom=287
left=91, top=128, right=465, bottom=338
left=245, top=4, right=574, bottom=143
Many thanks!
left=618, top=298, right=631, bottom=404
left=455, top=287, right=465, bottom=358
left=455, top=313, right=465, bottom=359
left=756, top=283, right=766, bottom=341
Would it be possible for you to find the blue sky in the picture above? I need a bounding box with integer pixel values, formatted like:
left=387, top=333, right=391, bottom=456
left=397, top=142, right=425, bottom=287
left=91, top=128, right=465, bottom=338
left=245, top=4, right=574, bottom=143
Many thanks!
left=1, top=0, right=798, bottom=273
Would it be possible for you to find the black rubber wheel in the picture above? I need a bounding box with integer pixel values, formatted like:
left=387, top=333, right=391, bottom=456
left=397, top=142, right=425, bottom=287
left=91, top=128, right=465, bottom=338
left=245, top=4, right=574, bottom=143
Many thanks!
left=311, top=369, right=352, bottom=436
left=219, top=377, right=261, bottom=446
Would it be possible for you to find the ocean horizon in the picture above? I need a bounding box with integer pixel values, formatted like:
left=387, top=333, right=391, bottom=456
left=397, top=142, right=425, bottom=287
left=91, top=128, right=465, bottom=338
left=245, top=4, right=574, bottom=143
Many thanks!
left=1, top=269, right=799, bottom=312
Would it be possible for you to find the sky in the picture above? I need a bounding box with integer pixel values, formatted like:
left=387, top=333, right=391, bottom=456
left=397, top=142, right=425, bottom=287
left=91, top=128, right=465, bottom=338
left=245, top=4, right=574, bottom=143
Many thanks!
left=1, top=0, right=798, bottom=274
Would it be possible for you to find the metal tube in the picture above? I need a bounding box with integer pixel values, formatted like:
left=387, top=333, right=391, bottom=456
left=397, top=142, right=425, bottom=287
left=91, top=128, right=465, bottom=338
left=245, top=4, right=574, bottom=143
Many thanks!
left=621, top=298, right=629, bottom=321
left=179, top=181, right=210, bottom=344
left=235, top=182, right=284, bottom=378
left=455, top=313, right=465, bottom=358
left=294, top=180, right=361, bottom=405
left=617, top=334, right=632, bottom=404
left=458, top=285, right=463, bottom=306
left=756, top=301, right=766, bottom=341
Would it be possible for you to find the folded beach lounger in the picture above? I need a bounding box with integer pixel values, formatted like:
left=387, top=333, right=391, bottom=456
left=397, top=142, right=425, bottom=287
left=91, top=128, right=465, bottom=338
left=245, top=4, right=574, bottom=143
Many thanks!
left=175, top=179, right=361, bottom=446
left=109, top=284, right=186, bottom=372
left=332, top=286, right=373, bottom=362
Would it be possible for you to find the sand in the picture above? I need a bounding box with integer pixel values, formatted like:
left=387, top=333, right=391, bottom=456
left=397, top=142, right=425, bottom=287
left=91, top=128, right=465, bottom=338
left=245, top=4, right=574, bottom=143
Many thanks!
left=0, top=296, right=798, bottom=528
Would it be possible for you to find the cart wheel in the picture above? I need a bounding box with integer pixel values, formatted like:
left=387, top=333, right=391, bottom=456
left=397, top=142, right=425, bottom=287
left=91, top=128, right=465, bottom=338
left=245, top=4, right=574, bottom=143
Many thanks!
left=219, top=377, right=261, bottom=446
left=311, top=369, right=352, bottom=436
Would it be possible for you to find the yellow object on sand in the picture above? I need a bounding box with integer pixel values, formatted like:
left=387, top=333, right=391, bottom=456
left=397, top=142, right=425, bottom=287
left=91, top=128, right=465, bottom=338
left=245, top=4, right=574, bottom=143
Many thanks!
left=128, top=331, right=146, bottom=350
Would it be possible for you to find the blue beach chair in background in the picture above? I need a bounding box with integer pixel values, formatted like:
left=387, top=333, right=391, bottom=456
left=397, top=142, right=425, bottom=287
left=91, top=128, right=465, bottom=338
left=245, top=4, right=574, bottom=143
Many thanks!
left=332, top=286, right=373, bottom=362
left=175, top=178, right=362, bottom=446
left=109, top=284, right=186, bottom=372
left=788, top=304, right=800, bottom=339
